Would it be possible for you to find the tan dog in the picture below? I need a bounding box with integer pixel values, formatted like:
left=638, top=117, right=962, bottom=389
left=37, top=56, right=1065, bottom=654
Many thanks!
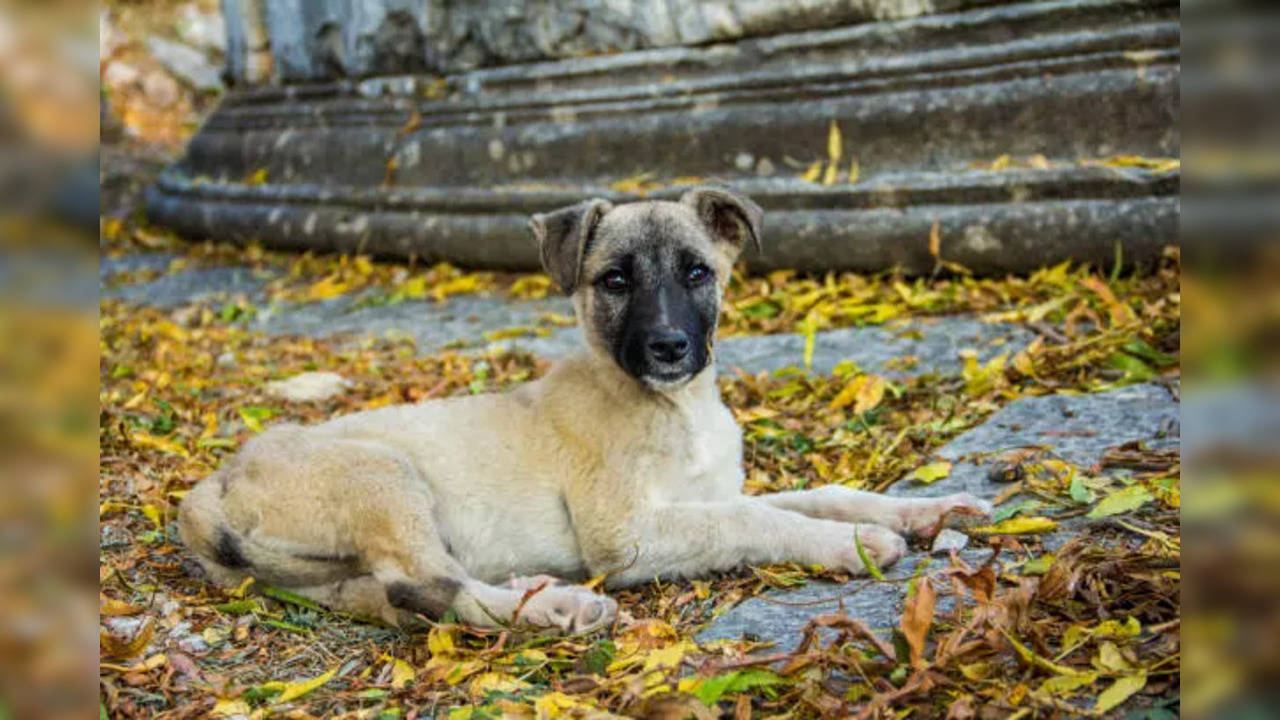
left=179, top=187, right=990, bottom=633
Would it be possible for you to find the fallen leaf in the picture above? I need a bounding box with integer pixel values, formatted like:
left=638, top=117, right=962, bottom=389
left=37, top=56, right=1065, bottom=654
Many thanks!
left=1088, top=485, right=1153, bottom=518
left=1093, top=673, right=1147, bottom=713
left=900, top=576, right=936, bottom=667
left=907, top=461, right=952, bottom=485
left=276, top=666, right=337, bottom=703
left=968, top=517, right=1059, bottom=535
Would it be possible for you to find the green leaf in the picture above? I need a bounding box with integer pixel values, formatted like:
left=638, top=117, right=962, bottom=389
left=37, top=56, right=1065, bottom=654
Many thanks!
left=854, top=530, right=886, bottom=581
left=1021, top=554, right=1055, bottom=576
left=260, top=585, right=324, bottom=611
left=213, top=599, right=260, bottom=614
left=693, top=669, right=785, bottom=705
left=1107, top=352, right=1154, bottom=381
left=1069, top=475, right=1095, bottom=504
left=1094, top=673, right=1147, bottom=713
left=1088, top=485, right=1154, bottom=519
left=993, top=498, right=1042, bottom=523
left=1122, top=339, right=1176, bottom=368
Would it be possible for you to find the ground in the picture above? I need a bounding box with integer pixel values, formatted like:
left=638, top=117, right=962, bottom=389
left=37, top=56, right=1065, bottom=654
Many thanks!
left=99, top=188, right=1180, bottom=717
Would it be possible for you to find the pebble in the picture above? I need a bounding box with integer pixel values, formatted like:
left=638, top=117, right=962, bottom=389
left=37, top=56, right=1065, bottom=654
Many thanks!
left=266, top=371, right=351, bottom=402
left=931, top=528, right=970, bottom=554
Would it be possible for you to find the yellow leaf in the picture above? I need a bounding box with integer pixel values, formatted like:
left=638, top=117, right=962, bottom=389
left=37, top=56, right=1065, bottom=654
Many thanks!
left=130, top=431, right=189, bottom=458
left=822, top=159, right=838, bottom=186
left=827, top=120, right=843, bottom=163
left=581, top=573, right=608, bottom=591
left=534, top=691, right=592, bottom=718
left=906, top=461, right=952, bottom=485
left=928, top=220, right=941, bottom=259
left=380, top=654, right=416, bottom=689
left=969, top=517, right=1059, bottom=535
left=433, top=274, right=482, bottom=301
left=800, top=312, right=819, bottom=370
left=1095, top=616, right=1141, bottom=639
left=210, top=698, right=251, bottom=718
left=469, top=672, right=530, bottom=702
left=960, top=350, right=1008, bottom=397
left=848, top=157, right=860, bottom=184
left=141, top=503, right=165, bottom=529
left=246, top=168, right=268, bottom=186
left=800, top=159, right=822, bottom=183
left=1093, top=673, right=1146, bottom=713
left=828, top=374, right=887, bottom=413
left=1038, top=671, right=1096, bottom=696
left=428, top=624, right=457, bottom=657
left=990, top=154, right=1011, bottom=171
left=1002, top=630, right=1079, bottom=676
left=276, top=666, right=337, bottom=703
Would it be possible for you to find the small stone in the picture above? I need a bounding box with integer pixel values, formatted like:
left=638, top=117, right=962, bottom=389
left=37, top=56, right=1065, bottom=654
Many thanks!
left=931, top=528, right=969, bottom=554
left=215, top=352, right=237, bottom=369
left=734, top=152, right=755, bottom=171
left=756, top=158, right=775, bottom=176
left=103, top=61, right=141, bottom=89
left=266, top=371, right=351, bottom=402
left=142, top=71, right=181, bottom=107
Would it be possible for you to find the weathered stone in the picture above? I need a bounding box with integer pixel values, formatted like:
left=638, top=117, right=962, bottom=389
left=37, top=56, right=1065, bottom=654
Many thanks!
left=148, top=36, right=224, bottom=92
left=103, top=266, right=272, bottom=307
left=696, top=551, right=986, bottom=653
left=886, top=383, right=1180, bottom=502
left=177, top=3, right=228, bottom=54
left=154, top=0, right=1178, bottom=275
left=716, top=317, right=1032, bottom=378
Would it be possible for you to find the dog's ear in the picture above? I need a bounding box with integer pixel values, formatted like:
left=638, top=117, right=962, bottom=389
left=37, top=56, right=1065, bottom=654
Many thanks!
left=680, top=186, right=763, bottom=257
left=529, top=199, right=613, bottom=294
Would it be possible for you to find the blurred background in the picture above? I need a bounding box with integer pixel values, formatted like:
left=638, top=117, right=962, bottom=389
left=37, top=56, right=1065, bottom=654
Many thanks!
left=0, top=0, right=1266, bottom=715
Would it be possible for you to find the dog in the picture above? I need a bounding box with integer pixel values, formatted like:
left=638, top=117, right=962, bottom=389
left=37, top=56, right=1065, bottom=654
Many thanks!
left=178, top=187, right=991, bottom=633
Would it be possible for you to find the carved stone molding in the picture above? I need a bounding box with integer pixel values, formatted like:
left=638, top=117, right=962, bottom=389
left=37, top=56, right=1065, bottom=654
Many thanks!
left=151, top=0, right=1179, bottom=273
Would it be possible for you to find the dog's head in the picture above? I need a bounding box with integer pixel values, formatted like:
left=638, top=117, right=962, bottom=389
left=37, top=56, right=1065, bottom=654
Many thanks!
left=529, top=187, right=762, bottom=390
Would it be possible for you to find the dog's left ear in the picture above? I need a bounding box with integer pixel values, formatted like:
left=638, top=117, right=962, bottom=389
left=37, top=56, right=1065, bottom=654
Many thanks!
left=529, top=199, right=613, bottom=294
left=680, top=186, right=763, bottom=257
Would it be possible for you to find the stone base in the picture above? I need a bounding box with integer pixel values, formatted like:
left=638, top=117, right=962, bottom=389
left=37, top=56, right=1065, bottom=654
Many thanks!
left=149, top=0, right=1179, bottom=274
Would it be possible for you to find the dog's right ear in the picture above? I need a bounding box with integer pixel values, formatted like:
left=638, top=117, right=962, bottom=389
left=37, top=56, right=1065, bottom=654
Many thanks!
left=529, top=199, right=613, bottom=294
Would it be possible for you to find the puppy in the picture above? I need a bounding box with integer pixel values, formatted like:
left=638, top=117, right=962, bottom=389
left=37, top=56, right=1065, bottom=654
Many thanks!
left=179, top=187, right=990, bottom=632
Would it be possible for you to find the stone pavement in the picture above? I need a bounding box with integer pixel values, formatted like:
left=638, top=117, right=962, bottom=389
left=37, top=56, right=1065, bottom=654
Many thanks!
left=102, top=252, right=1180, bottom=652
left=102, top=253, right=1030, bottom=378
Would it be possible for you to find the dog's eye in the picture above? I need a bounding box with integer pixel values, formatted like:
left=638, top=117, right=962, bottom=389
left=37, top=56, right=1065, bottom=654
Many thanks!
left=599, top=270, right=629, bottom=293
left=686, top=264, right=713, bottom=285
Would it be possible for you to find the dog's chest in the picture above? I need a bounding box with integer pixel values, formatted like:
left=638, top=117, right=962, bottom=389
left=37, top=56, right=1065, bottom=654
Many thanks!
left=647, top=401, right=742, bottom=502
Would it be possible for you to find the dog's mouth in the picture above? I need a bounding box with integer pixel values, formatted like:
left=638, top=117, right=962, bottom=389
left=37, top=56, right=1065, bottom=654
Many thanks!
left=644, top=368, right=695, bottom=385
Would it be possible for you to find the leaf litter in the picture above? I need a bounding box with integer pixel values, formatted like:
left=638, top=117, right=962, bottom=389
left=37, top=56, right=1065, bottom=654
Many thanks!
left=100, top=229, right=1180, bottom=717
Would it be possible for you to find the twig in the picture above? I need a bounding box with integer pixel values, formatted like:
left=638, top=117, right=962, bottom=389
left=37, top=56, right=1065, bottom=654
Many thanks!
left=1025, top=321, right=1070, bottom=344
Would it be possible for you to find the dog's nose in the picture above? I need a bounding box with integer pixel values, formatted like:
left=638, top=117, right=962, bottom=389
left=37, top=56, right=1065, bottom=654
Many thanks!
left=646, top=329, right=691, bottom=363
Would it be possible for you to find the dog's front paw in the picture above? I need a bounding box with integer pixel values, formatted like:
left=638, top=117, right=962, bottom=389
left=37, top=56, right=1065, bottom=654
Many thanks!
left=516, top=584, right=617, bottom=634
left=836, top=524, right=907, bottom=575
left=896, top=493, right=993, bottom=536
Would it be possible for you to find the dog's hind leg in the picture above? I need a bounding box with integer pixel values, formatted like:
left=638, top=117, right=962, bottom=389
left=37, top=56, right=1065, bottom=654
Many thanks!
left=180, top=426, right=614, bottom=633
left=759, top=486, right=992, bottom=536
